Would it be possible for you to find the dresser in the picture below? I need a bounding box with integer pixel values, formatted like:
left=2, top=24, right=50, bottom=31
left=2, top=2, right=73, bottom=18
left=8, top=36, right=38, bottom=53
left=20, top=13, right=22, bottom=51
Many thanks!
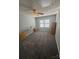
left=50, top=22, right=56, bottom=35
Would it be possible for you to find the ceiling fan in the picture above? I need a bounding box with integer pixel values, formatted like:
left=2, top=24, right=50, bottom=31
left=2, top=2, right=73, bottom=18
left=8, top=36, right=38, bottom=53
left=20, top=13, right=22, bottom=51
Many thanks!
left=32, top=9, right=44, bottom=16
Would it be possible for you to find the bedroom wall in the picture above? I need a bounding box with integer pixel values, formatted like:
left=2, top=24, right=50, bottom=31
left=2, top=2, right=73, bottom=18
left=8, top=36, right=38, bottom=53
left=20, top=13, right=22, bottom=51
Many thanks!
left=19, top=12, right=35, bottom=32
left=56, top=10, right=60, bottom=53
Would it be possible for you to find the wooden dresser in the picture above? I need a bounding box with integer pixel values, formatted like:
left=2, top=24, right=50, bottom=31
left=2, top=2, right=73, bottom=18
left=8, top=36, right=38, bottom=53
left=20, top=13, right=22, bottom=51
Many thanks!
left=50, top=22, right=56, bottom=35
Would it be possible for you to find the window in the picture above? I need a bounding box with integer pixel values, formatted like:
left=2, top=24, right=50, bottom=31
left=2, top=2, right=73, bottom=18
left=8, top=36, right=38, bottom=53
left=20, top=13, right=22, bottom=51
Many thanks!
left=40, top=20, right=49, bottom=27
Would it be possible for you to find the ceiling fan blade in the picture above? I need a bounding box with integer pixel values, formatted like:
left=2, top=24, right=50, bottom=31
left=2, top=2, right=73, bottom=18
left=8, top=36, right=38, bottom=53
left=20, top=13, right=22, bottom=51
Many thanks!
left=32, top=9, right=44, bottom=15
left=37, top=13, right=44, bottom=15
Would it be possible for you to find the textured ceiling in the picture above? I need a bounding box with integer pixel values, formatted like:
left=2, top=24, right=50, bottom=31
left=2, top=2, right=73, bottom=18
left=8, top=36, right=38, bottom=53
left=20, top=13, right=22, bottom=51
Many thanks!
left=19, top=0, right=60, bottom=16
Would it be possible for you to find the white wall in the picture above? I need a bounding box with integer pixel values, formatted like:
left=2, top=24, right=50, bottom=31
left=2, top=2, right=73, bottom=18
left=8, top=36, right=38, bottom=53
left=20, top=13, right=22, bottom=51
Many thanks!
left=56, top=11, right=60, bottom=53
left=19, top=12, right=35, bottom=32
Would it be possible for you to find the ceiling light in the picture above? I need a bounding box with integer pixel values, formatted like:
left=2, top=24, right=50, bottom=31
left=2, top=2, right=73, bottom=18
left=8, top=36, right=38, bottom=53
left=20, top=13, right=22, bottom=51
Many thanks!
left=39, top=0, right=52, bottom=7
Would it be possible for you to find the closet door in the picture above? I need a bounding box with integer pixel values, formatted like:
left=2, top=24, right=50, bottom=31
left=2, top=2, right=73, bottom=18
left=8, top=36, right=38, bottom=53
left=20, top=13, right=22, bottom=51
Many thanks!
left=50, top=22, right=56, bottom=35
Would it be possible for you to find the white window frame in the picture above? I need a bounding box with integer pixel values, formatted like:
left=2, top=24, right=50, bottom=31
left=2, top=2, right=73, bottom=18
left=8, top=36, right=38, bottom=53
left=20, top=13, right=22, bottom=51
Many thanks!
left=40, top=20, right=49, bottom=28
